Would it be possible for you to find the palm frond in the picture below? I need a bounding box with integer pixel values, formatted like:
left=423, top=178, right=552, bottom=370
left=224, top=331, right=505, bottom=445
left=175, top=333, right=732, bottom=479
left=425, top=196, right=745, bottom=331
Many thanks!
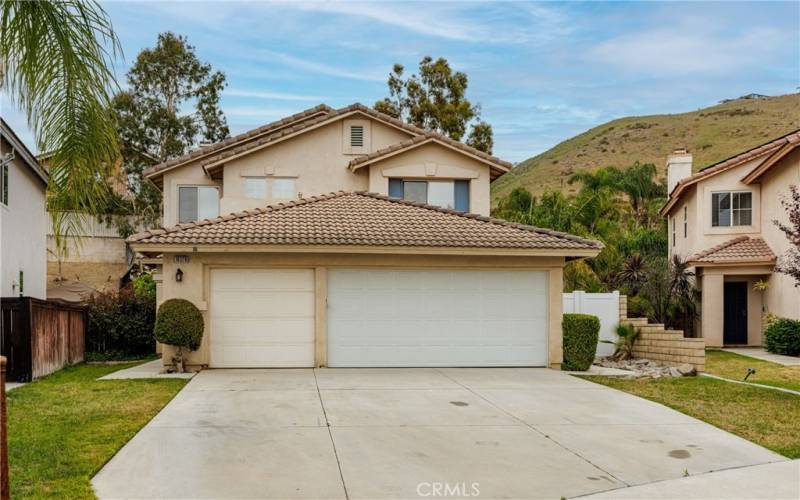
left=1, top=0, right=122, bottom=214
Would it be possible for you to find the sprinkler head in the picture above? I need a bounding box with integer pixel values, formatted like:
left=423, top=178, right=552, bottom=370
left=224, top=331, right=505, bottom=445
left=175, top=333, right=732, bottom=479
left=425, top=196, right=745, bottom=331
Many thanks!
left=743, top=368, right=756, bottom=381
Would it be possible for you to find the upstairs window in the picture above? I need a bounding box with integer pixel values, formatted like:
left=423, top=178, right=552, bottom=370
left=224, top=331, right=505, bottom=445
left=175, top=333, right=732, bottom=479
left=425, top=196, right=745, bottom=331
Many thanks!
left=671, top=217, right=676, bottom=247
left=1, top=164, right=8, bottom=205
left=350, top=125, right=364, bottom=147
left=388, top=179, right=470, bottom=212
left=243, top=177, right=295, bottom=201
left=683, top=205, right=688, bottom=237
left=712, top=191, right=752, bottom=227
left=178, top=186, right=219, bottom=223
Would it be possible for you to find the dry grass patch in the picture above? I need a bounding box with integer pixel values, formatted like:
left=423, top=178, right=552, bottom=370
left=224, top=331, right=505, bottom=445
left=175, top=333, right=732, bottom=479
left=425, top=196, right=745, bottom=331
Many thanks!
left=584, top=376, right=800, bottom=459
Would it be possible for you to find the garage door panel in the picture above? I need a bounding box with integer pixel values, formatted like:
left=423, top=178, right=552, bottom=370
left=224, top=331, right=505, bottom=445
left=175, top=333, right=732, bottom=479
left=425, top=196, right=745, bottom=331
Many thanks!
left=328, top=269, right=548, bottom=367
left=210, top=269, right=314, bottom=368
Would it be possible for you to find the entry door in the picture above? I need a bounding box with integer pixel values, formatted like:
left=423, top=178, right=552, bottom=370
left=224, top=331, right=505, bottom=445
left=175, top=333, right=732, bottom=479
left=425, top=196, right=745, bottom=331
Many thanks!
left=209, top=269, right=315, bottom=367
left=723, top=281, right=748, bottom=345
left=326, top=269, right=549, bottom=367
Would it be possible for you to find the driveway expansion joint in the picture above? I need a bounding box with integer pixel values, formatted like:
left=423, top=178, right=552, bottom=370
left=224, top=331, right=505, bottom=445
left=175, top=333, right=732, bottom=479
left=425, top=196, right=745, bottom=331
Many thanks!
left=314, top=368, right=351, bottom=500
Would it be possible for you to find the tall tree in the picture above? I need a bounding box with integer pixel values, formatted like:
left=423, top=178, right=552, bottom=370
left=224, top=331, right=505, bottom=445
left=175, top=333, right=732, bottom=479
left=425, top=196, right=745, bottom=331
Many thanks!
left=1, top=0, right=121, bottom=215
left=374, top=57, right=494, bottom=153
left=112, top=32, right=230, bottom=225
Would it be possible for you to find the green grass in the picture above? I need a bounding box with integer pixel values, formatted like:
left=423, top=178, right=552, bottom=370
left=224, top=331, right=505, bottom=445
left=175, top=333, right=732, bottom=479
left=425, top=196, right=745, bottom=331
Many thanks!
left=705, top=350, right=800, bottom=392
left=6, top=362, right=188, bottom=499
left=584, top=375, right=800, bottom=459
left=492, top=93, right=800, bottom=203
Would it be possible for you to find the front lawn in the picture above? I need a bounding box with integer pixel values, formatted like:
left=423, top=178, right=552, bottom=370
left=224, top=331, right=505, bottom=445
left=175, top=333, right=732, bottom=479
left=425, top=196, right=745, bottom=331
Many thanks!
left=6, top=362, right=188, bottom=499
left=584, top=376, right=800, bottom=459
left=705, top=350, right=800, bottom=392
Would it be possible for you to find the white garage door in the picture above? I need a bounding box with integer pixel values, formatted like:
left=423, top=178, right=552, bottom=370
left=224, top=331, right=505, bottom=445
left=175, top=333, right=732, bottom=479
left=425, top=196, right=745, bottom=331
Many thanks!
left=210, top=269, right=315, bottom=368
left=327, top=269, right=549, bottom=367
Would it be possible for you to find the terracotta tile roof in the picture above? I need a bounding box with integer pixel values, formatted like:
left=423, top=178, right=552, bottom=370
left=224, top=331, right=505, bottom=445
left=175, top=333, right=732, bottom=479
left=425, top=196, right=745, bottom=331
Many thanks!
left=127, top=191, right=602, bottom=253
left=348, top=133, right=512, bottom=178
left=661, top=129, right=800, bottom=216
left=687, top=236, right=776, bottom=265
left=144, top=103, right=512, bottom=179
left=143, top=104, right=333, bottom=178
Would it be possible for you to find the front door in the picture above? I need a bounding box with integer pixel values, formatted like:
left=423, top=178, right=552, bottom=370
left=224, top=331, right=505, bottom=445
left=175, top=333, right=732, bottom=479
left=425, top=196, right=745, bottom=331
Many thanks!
left=723, top=281, right=748, bottom=345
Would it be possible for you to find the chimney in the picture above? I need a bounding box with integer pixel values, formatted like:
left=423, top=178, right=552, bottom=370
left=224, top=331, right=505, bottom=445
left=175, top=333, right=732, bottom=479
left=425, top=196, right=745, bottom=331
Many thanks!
left=666, top=148, right=692, bottom=194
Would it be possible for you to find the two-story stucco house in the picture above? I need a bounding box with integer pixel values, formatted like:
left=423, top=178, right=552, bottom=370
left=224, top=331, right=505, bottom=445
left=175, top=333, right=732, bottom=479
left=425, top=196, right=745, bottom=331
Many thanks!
left=662, top=130, right=800, bottom=347
left=128, top=103, right=602, bottom=369
left=1, top=119, right=48, bottom=300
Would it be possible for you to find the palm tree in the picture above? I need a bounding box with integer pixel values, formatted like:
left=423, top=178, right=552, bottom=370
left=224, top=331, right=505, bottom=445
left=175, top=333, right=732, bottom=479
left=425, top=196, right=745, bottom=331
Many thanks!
left=617, top=254, right=647, bottom=295
left=1, top=0, right=121, bottom=216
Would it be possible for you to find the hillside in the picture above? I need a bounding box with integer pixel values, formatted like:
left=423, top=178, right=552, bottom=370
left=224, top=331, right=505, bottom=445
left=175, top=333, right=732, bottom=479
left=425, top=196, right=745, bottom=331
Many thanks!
left=491, top=93, right=800, bottom=203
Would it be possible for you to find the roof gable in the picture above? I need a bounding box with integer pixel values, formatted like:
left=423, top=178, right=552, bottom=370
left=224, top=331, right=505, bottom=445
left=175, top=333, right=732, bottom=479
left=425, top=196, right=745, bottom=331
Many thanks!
left=128, top=191, right=602, bottom=255
left=0, top=119, right=48, bottom=186
left=661, top=129, right=800, bottom=216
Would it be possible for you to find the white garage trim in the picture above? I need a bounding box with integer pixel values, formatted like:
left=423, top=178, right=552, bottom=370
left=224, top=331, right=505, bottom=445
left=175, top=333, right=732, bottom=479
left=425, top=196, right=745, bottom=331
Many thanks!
left=326, top=268, right=549, bottom=367
left=209, top=268, right=315, bottom=367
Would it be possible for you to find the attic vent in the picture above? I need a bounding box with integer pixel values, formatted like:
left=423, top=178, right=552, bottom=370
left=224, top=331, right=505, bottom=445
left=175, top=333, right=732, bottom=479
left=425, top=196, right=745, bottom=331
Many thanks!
left=350, top=125, right=364, bottom=147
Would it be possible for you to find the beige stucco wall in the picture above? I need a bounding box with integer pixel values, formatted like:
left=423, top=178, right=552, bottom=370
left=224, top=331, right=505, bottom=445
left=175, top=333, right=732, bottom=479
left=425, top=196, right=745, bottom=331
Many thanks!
left=759, top=149, right=800, bottom=320
left=160, top=117, right=413, bottom=227
left=668, top=186, right=699, bottom=260
left=366, top=142, right=492, bottom=216
left=698, top=269, right=769, bottom=347
left=155, top=251, right=566, bottom=369
left=0, top=137, right=47, bottom=299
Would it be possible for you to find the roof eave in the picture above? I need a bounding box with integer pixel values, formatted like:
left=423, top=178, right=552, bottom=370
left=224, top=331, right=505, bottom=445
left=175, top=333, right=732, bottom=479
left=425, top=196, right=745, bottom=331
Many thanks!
left=688, top=259, right=776, bottom=267
left=741, top=140, right=799, bottom=185
left=127, top=242, right=602, bottom=258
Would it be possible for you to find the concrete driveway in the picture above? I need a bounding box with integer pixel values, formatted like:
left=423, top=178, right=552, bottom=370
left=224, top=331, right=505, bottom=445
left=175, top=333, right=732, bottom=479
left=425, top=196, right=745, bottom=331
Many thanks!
left=93, top=368, right=784, bottom=499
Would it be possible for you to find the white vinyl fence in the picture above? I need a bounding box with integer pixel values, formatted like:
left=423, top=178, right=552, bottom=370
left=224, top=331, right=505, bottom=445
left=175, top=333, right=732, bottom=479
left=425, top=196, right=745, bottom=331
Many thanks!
left=563, top=291, right=620, bottom=357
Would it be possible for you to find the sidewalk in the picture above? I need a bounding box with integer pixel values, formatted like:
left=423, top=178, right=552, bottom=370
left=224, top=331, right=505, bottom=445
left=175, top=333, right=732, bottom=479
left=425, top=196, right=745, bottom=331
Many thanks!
left=98, top=359, right=196, bottom=380
left=577, top=459, right=800, bottom=499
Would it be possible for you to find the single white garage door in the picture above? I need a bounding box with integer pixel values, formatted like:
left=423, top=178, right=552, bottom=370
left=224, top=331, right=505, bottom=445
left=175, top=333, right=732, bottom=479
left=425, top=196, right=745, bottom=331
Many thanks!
left=209, top=268, right=315, bottom=367
left=327, top=269, right=548, bottom=367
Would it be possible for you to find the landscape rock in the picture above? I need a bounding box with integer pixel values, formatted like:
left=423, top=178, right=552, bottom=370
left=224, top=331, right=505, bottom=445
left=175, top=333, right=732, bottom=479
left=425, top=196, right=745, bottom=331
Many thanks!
left=595, top=357, right=696, bottom=379
left=677, top=363, right=697, bottom=376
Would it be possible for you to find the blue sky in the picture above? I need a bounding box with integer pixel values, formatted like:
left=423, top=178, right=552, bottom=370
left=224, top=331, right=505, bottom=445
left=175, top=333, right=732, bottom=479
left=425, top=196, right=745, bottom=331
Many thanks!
left=2, top=1, right=798, bottom=162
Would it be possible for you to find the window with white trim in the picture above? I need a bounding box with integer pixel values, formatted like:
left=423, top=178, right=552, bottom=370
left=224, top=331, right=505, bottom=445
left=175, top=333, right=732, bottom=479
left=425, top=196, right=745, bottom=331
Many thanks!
left=242, top=177, right=296, bottom=201
left=178, top=186, right=219, bottom=223
left=712, top=191, right=752, bottom=227
left=271, top=178, right=295, bottom=200
left=683, top=205, right=688, bottom=238
left=388, top=179, right=470, bottom=211
left=244, top=177, right=267, bottom=199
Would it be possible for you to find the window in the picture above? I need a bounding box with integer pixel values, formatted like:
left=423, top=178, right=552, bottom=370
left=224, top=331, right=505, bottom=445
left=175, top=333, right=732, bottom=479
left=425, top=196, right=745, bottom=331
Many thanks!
left=671, top=217, right=676, bottom=247
left=389, top=179, right=470, bottom=211
left=712, top=191, right=752, bottom=227
left=178, top=186, right=219, bottom=223
left=244, top=178, right=267, bottom=199
left=683, top=205, right=688, bottom=238
left=271, top=178, right=296, bottom=200
left=1, top=164, right=8, bottom=205
left=350, top=125, right=364, bottom=147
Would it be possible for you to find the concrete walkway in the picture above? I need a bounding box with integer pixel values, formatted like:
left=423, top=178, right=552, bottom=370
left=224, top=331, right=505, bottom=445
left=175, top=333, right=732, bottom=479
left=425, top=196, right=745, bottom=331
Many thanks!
left=721, top=347, right=800, bottom=366
left=578, top=459, right=800, bottom=499
left=92, top=368, right=786, bottom=499
left=5, top=382, right=25, bottom=392
left=97, top=359, right=196, bottom=380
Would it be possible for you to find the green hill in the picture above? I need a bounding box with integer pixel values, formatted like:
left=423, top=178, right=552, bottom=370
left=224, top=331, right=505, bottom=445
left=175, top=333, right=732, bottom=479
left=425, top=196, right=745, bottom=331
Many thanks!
left=491, top=93, right=800, bottom=203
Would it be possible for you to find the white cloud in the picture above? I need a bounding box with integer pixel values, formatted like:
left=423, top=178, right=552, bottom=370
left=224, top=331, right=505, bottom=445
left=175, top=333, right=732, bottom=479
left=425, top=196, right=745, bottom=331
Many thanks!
left=226, top=88, right=328, bottom=101
left=247, top=48, right=385, bottom=82
left=588, top=26, right=787, bottom=76
left=223, top=106, right=309, bottom=119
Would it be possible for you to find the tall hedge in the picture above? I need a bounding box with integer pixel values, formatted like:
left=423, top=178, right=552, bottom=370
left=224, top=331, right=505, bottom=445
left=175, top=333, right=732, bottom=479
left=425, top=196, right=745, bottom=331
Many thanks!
left=562, top=313, right=600, bottom=371
left=155, top=299, right=204, bottom=351
left=764, top=318, right=800, bottom=356
left=86, top=287, right=156, bottom=359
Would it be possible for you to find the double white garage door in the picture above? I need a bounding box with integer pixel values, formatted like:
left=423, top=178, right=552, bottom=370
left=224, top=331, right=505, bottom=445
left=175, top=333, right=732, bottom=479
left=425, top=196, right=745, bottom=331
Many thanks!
left=210, top=268, right=548, bottom=368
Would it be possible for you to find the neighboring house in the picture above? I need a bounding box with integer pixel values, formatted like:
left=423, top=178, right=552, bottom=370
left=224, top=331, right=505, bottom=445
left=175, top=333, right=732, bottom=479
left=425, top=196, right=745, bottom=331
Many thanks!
left=0, top=119, right=48, bottom=299
left=662, top=130, right=800, bottom=347
left=128, top=103, right=602, bottom=369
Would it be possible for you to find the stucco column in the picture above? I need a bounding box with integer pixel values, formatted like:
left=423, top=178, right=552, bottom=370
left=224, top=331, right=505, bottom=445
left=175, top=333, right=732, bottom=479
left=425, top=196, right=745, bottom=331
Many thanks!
left=548, top=266, right=564, bottom=369
left=314, top=267, right=328, bottom=367
left=701, top=273, right=724, bottom=347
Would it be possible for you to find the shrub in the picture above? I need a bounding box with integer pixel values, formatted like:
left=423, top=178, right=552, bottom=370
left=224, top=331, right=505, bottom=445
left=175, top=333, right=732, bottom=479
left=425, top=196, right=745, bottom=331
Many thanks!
left=155, top=299, right=204, bottom=352
left=131, top=273, right=156, bottom=300
left=626, top=295, right=651, bottom=318
left=562, top=313, right=600, bottom=371
left=86, top=287, right=156, bottom=359
left=764, top=318, right=800, bottom=356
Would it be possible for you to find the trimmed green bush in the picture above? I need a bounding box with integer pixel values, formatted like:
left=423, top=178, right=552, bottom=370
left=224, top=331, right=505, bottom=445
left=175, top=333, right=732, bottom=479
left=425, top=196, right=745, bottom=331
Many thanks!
left=86, top=287, right=156, bottom=359
left=764, top=318, right=800, bottom=356
left=562, top=313, right=600, bottom=371
left=154, top=299, right=204, bottom=351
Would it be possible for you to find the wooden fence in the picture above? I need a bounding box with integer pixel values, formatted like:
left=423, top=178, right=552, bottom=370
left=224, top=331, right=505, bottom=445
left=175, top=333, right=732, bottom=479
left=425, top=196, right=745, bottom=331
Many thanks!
left=0, top=298, right=86, bottom=382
